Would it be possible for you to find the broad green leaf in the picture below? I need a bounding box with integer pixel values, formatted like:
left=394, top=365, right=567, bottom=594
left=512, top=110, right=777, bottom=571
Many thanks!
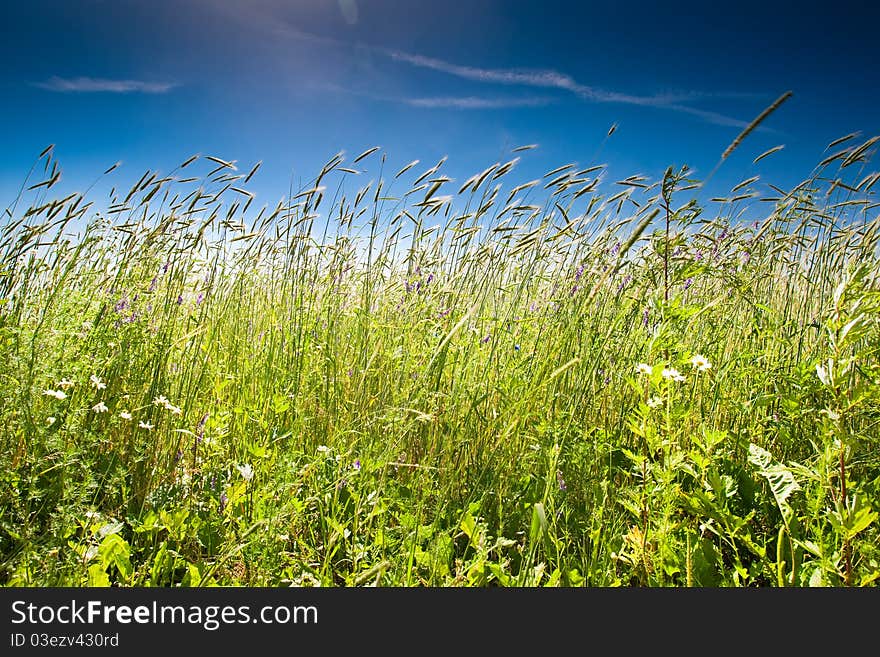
left=87, top=563, right=111, bottom=587
left=748, top=443, right=800, bottom=525
left=530, top=502, right=548, bottom=544
left=459, top=513, right=477, bottom=541
left=98, top=533, right=132, bottom=579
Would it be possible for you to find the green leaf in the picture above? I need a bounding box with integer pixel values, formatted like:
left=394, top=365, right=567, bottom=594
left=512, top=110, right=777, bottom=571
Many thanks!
left=487, top=562, right=511, bottom=586
left=97, top=533, right=132, bottom=580
left=459, top=513, right=477, bottom=541
left=529, top=502, right=548, bottom=545
left=87, top=563, right=111, bottom=587
left=748, top=443, right=800, bottom=525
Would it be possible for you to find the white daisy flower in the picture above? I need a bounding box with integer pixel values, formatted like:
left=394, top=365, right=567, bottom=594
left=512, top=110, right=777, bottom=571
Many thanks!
left=236, top=463, right=254, bottom=481
left=46, top=416, right=57, bottom=426
left=689, top=354, right=711, bottom=371
left=57, top=379, right=75, bottom=390
left=138, top=421, right=154, bottom=430
left=92, top=402, right=109, bottom=413
left=119, top=411, right=133, bottom=421
left=647, top=396, right=663, bottom=409
left=636, top=363, right=653, bottom=376
left=89, top=375, right=106, bottom=390
left=661, top=367, right=685, bottom=382
left=43, top=389, right=67, bottom=400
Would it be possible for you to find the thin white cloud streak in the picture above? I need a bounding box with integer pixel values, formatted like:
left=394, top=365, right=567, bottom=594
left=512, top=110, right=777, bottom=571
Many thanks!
left=214, top=9, right=762, bottom=127
left=34, top=76, right=178, bottom=94
left=385, top=50, right=757, bottom=127
left=404, top=95, right=552, bottom=109
left=385, top=50, right=683, bottom=105
left=314, top=80, right=552, bottom=110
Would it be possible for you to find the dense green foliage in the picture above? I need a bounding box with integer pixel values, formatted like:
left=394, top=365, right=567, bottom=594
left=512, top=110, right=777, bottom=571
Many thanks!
left=2, top=138, right=879, bottom=586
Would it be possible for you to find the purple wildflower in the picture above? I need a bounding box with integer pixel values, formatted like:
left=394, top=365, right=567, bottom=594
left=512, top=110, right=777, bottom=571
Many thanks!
left=161, top=262, right=169, bottom=274
left=575, top=264, right=584, bottom=281
left=683, top=278, right=693, bottom=290
left=176, top=295, right=184, bottom=305
left=426, top=274, right=434, bottom=285
left=219, top=493, right=228, bottom=513
left=481, top=334, right=491, bottom=344
left=196, top=413, right=208, bottom=440
left=149, top=276, right=157, bottom=293
left=353, top=459, right=361, bottom=471
left=115, top=298, right=128, bottom=312
left=196, top=292, right=204, bottom=305
left=556, top=470, right=567, bottom=492
left=642, top=308, right=650, bottom=327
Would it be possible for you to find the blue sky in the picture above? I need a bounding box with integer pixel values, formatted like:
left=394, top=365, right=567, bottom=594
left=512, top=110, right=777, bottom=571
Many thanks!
left=2, top=0, right=878, bottom=215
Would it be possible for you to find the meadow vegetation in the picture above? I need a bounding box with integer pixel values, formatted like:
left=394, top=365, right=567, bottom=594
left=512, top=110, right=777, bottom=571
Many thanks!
left=2, top=131, right=879, bottom=586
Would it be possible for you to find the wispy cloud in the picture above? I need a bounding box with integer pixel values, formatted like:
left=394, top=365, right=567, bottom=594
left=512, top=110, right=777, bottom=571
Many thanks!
left=403, top=95, right=552, bottom=109
left=34, top=76, right=178, bottom=94
left=384, top=50, right=756, bottom=127
left=314, top=80, right=552, bottom=111
left=385, top=50, right=680, bottom=105
left=212, top=7, right=762, bottom=127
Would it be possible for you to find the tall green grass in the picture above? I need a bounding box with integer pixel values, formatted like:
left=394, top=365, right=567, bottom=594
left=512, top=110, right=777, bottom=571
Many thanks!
left=1, top=135, right=878, bottom=586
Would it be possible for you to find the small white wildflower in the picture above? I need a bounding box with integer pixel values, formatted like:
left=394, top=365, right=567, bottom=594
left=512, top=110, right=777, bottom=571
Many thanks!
left=166, top=403, right=182, bottom=416
left=236, top=463, right=254, bottom=481
left=138, top=421, right=154, bottom=430
left=636, top=363, right=653, bottom=376
left=647, top=396, right=663, bottom=409
left=46, top=416, right=56, bottom=426
left=119, top=411, right=133, bottom=421
left=89, top=375, right=106, bottom=390
left=153, top=395, right=169, bottom=407
left=661, top=367, right=685, bottom=382
left=689, top=354, right=711, bottom=372
left=57, top=378, right=75, bottom=390
left=316, top=445, right=330, bottom=454
left=43, top=389, right=67, bottom=400
left=92, top=401, right=109, bottom=413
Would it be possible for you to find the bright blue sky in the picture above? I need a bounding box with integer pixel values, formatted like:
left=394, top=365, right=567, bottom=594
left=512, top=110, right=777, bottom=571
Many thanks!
left=2, top=0, right=878, bottom=215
